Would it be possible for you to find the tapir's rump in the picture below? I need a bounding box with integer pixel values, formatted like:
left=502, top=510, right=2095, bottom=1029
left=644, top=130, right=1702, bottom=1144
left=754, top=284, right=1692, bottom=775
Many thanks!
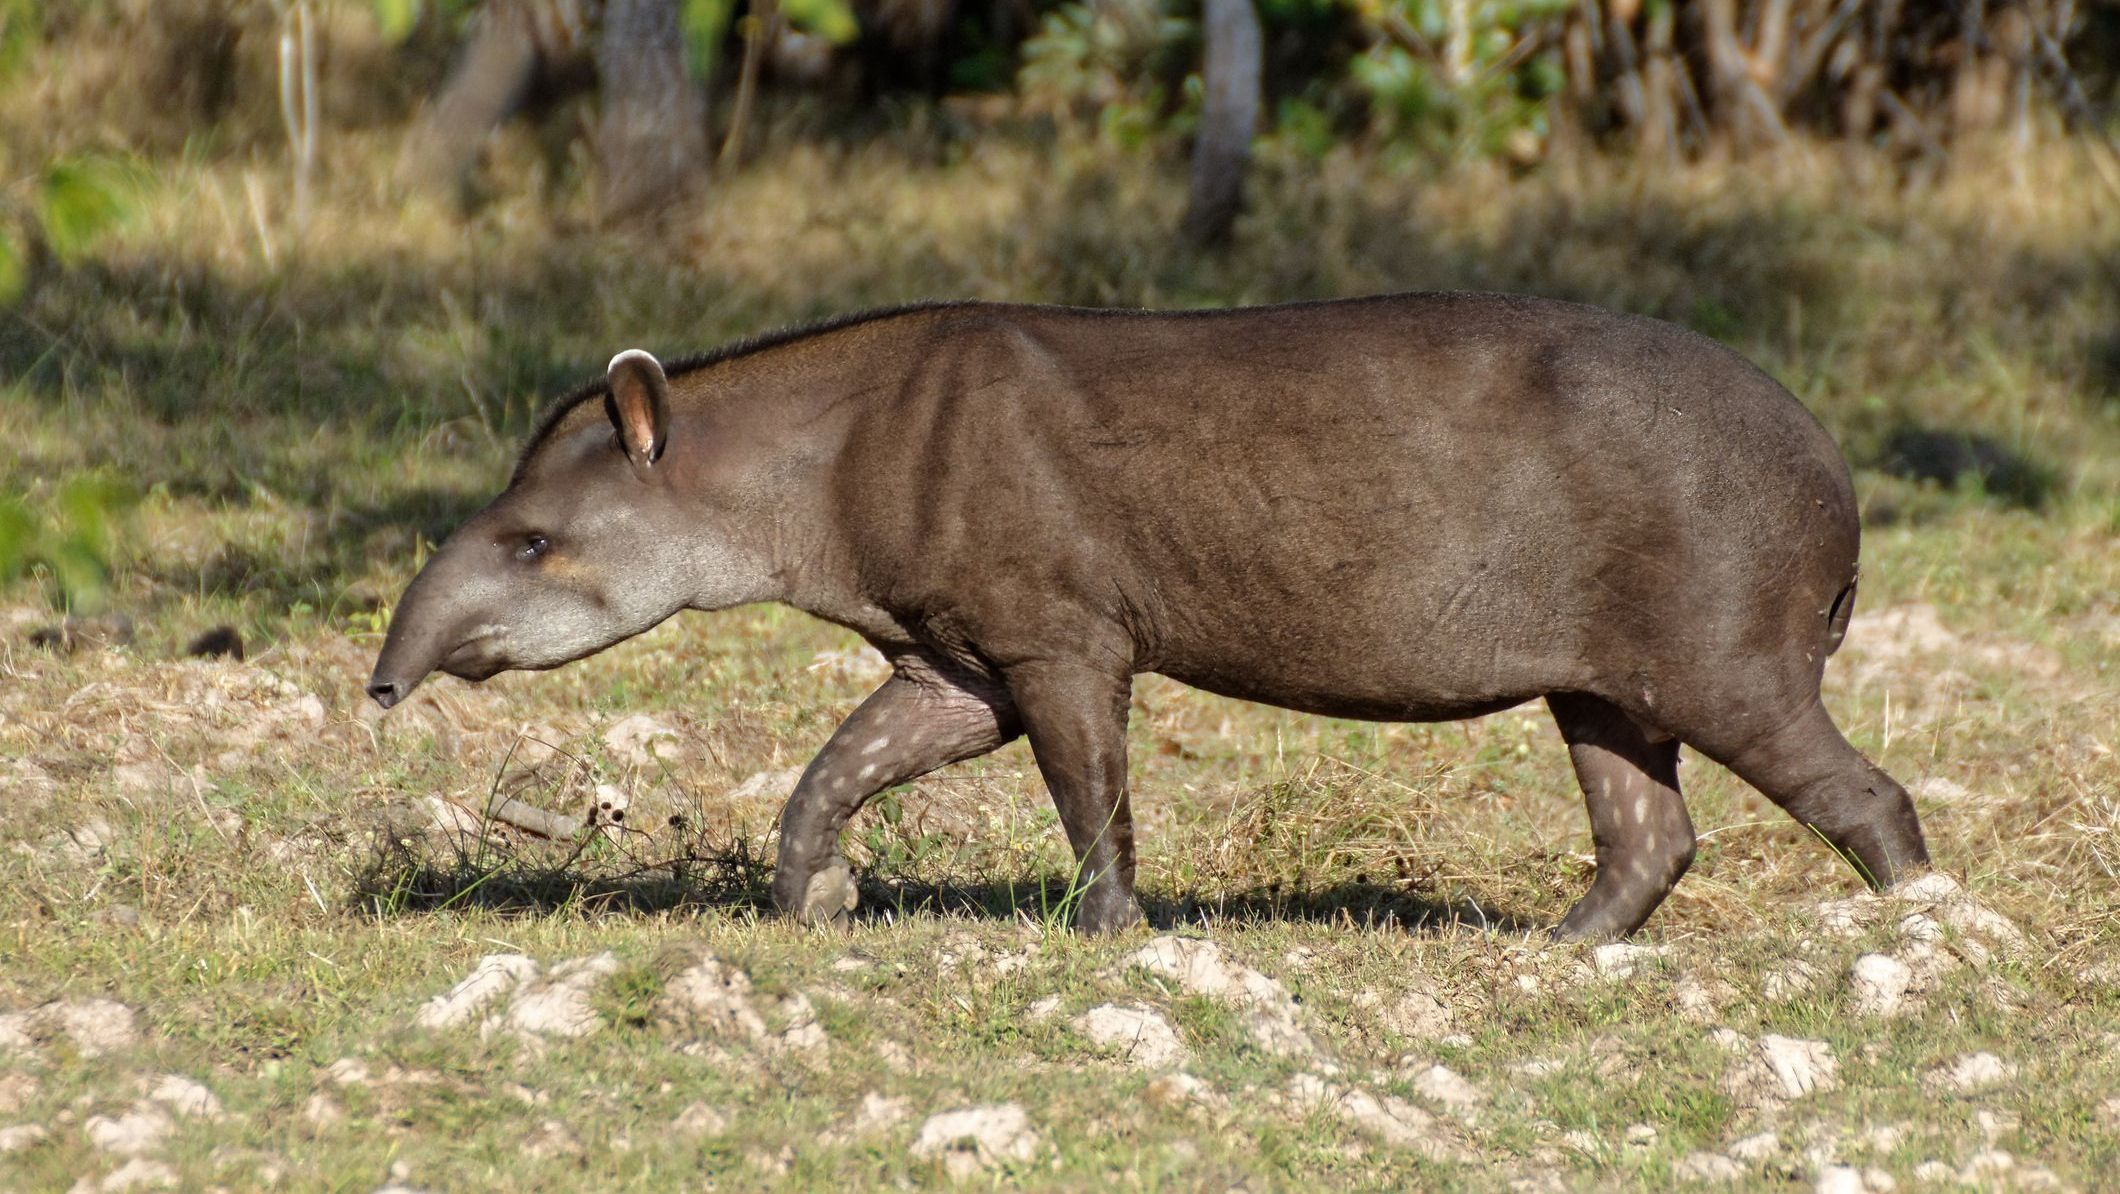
left=371, top=293, right=1931, bottom=938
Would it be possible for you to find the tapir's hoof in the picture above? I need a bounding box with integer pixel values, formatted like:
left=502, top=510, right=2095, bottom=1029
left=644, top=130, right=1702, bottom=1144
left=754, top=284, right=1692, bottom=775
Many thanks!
left=1074, top=895, right=1144, bottom=936
left=799, top=859, right=859, bottom=927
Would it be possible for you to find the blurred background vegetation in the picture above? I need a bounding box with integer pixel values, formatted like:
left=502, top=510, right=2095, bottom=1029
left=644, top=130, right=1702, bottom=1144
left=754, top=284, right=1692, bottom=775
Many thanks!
left=0, top=0, right=2114, bottom=631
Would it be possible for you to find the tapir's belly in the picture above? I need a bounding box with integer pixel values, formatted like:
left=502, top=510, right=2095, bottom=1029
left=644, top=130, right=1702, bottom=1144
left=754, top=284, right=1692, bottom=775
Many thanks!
left=1155, top=660, right=1539, bottom=723
left=1141, top=559, right=1591, bottom=724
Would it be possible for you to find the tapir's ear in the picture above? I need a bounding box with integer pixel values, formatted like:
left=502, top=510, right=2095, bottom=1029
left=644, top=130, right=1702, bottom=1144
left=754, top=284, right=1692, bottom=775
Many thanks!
left=604, top=348, right=668, bottom=471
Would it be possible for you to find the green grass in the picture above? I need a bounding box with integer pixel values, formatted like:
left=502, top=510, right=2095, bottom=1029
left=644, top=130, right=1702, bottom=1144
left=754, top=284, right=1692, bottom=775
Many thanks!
left=3, top=24, right=2119, bottom=1189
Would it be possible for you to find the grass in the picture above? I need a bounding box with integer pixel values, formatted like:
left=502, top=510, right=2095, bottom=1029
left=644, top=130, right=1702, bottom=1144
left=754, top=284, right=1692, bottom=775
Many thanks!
left=3, top=21, right=2120, bottom=1189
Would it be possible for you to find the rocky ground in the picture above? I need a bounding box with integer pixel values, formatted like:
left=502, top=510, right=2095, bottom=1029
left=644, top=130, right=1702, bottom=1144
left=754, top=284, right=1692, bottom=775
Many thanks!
left=2, top=581, right=2116, bottom=1191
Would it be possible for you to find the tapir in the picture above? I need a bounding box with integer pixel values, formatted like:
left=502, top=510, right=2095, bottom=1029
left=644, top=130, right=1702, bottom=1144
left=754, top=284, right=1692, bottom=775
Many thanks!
left=366, top=293, right=1931, bottom=939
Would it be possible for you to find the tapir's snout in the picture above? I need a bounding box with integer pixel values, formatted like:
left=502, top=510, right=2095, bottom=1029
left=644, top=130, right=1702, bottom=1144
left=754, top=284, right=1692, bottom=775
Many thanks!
left=366, top=545, right=495, bottom=710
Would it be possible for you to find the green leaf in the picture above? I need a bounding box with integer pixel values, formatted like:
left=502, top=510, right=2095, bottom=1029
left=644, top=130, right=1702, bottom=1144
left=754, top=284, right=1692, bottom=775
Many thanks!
left=374, top=0, right=420, bottom=43
left=780, top=0, right=857, bottom=45
left=0, top=0, right=37, bottom=82
left=35, top=154, right=139, bottom=263
left=0, top=494, right=34, bottom=581
left=54, top=472, right=136, bottom=563
left=43, top=536, right=109, bottom=613
left=681, top=0, right=736, bottom=79
left=0, top=224, right=24, bottom=307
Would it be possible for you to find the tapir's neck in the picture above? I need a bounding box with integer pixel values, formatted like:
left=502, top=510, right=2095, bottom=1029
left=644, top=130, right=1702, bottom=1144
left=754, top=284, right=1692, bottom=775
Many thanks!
left=663, top=328, right=917, bottom=648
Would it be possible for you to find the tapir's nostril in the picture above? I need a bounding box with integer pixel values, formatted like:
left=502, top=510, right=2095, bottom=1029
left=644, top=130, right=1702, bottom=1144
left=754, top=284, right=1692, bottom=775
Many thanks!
left=367, top=680, right=402, bottom=710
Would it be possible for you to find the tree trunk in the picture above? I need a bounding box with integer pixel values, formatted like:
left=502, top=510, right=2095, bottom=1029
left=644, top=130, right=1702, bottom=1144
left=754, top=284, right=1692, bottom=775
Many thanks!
left=1182, top=0, right=1262, bottom=248
left=398, top=1, right=551, bottom=196
left=596, top=0, right=710, bottom=221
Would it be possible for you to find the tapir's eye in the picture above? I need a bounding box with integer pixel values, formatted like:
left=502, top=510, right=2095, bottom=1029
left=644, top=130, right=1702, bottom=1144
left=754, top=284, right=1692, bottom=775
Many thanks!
left=515, top=534, right=550, bottom=563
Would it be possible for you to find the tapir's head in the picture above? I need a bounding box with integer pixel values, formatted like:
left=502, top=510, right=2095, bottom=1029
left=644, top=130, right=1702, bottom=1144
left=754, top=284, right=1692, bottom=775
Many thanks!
left=366, top=350, right=774, bottom=709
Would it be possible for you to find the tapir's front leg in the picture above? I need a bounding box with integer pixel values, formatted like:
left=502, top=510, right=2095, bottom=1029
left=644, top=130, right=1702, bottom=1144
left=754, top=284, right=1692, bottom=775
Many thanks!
left=773, top=664, right=1019, bottom=925
left=1003, top=660, right=1143, bottom=934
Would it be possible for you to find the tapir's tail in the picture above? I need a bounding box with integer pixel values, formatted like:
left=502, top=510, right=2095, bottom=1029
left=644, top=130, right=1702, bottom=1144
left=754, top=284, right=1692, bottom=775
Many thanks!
left=1824, top=574, right=1859, bottom=656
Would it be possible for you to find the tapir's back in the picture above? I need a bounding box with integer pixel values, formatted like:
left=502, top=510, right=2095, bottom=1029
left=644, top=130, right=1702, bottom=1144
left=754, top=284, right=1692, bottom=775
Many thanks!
left=838, top=294, right=1859, bottom=722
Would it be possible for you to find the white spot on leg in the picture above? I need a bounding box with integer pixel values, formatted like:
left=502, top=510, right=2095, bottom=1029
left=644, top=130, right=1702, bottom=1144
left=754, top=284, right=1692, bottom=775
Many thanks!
left=832, top=776, right=848, bottom=792
left=1632, top=795, right=1650, bottom=821
left=862, top=738, right=892, bottom=755
left=858, top=763, right=878, bottom=781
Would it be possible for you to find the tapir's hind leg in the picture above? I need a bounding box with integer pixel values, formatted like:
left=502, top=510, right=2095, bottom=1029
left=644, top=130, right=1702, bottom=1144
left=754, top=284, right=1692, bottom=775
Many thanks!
left=772, top=660, right=1020, bottom=925
left=1547, top=692, right=1697, bottom=941
left=1688, top=699, right=1928, bottom=890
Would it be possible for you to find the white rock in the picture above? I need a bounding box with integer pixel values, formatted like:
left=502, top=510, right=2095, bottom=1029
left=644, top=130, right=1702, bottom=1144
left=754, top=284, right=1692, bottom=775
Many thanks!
left=323, top=1058, right=371, bottom=1086
left=1592, top=943, right=1670, bottom=979
left=1024, top=995, right=1063, bottom=1022
left=493, top=954, right=617, bottom=1040
left=1849, top=953, right=1913, bottom=1017
left=71, top=1158, right=177, bottom=1192
left=909, top=1104, right=1041, bottom=1177
left=602, top=714, right=682, bottom=767
left=1074, top=1004, right=1188, bottom=1070
left=1911, top=1161, right=1955, bottom=1183
left=1144, top=1072, right=1223, bottom=1111
left=0, top=1012, right=35, bottom=1054
left=1408, top=1063, right=1484, bottom=1121
left=44, top=999, right=141, bottom=1057
left=1812, top=897, right=1877, bottom=938
left=1287, top=1073, right=1462, bottom=1161
left=1889, top=874, right=2025, bottom=954
left=1705, top=1027, right=1751, bottom=1054
left=1127, top=936, right=1313, bottom=1057
left=806, top=646, right=889, bottom=684
left=1674, top=1151, right=1744, bottom=1183
left=85, top=1106, right=173, bottom=1156
left=414, top=954, right=539, bottom=1030
left=1814, top=1165, right=1866, bottom=1194
left=0, top=1072, right=38, bottom=1115
left=1926, top=1051, right=2015, bottom=1093
left=830, top=1092, right=910, bottom=1141
left=1355, top=987, right=1454, bottom=1039
left=660, top=953, right=768, bottom=1040
left=773, top=992, right=829, bottom=1054
left=521, top=1119, right=582, bottom=1160
left=145, top=1076, right=220, bottom=1120
left=1672, top=976, right=1728, bottom=1024
left=672, top=1102, right=728, bottom=1136
left=1725, top=1035, right=1838, bottom=1105
left=1763, top=960, right=1822, bottom=1001
left=300, top=1092, right=344, bottom=1129
left=1891, top=873, right=1963, bottom=903
left=1862, top=1167, right=1897, bottom=1192
left=726, top=767, right=805, bottom=802
left=1725, top=1132, right=1780, bottom=1162
left=0, top=1123, right=49, bottom=1153
left=1961, top=1150, right=2015, bottom=1181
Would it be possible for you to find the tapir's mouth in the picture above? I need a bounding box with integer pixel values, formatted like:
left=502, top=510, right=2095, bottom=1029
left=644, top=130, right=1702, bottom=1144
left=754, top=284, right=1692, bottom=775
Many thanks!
left=438, top=629, right=508, bottom=681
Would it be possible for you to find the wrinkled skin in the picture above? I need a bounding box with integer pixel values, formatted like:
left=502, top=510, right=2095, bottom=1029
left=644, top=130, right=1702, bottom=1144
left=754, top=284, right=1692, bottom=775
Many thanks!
left=369, top=295, right=1930, bottom=939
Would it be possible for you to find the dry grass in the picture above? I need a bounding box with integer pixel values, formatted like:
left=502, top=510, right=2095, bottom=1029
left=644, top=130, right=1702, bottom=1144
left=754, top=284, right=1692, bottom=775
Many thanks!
left=3, top=23, right=2119, bottom=1190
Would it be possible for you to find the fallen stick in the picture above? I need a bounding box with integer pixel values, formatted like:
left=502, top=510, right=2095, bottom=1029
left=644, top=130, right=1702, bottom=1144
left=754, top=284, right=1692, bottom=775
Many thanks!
left=487, top=796, right=586, bottom=840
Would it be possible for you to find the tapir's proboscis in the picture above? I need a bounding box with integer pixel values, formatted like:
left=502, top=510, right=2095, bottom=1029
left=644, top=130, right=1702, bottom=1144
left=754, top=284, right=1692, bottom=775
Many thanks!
left=367, top=294, right=1930, bottom=939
